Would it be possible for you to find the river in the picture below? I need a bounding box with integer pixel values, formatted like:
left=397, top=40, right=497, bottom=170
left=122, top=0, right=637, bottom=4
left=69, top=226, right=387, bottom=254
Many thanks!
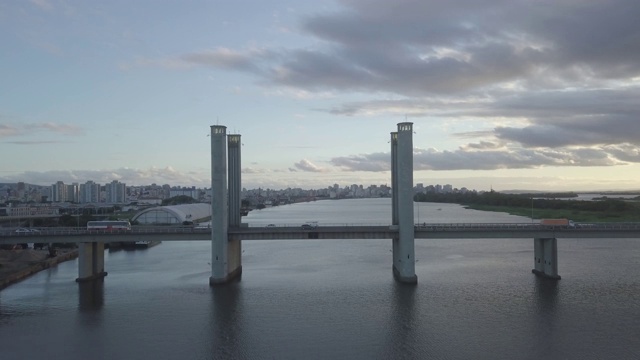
left=1, top=198, right=639, bottom=359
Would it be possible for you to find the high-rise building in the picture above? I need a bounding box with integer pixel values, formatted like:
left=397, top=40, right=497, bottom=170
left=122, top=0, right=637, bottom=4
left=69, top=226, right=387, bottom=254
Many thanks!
left=66, top=183, right=79, bottom=202
left=79, top=181, right=101, bottom=203
left=105, top=180, right=126, bottom=203
left=51, top=181, right=67, bottom=203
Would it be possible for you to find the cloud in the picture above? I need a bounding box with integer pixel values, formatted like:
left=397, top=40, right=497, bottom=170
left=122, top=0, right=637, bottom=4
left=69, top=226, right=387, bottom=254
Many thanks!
left=4, top=141, right=68, bottom=145
left=460, top=141, right=503, bottom=150
left=144, top=0, right=640, bottom=172
left=0, top=167, right=210, bottom=187
left=293, top=159, right=327, bottom=172
left=330, top=144, right=635, bottom=172
left=0, top=122, right=85, bottom=138
left=161, top=0, right=639, bottom=96
left=180, top=48, right=269, bottom=73
left=0, top=124, right=20, bottom=138
left=124, top=47, right=275, bottom=73
left=27, top=122, right=84, bottom=136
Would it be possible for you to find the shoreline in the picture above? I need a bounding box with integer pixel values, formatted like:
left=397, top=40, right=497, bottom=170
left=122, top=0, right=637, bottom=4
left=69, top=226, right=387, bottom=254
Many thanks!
left=0, top=249, right=79, bottom=291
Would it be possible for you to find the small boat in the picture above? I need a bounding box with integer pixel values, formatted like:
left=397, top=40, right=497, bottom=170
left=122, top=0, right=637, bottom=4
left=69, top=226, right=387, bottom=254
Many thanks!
left=121, top=241, right=161, bottom=249
left=134, top=240, right=161, bottom=249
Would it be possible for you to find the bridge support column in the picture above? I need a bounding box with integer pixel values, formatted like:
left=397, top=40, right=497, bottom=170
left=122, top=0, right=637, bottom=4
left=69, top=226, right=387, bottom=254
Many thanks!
left=209, top=125, right=242, bottom=285
left=532, top=238, right=561, bottom=279
left=76, top=242, right=107, bottom=282
left=391, top=122, right=417, bottom=284
left=226, top=133, right=243, bottom=282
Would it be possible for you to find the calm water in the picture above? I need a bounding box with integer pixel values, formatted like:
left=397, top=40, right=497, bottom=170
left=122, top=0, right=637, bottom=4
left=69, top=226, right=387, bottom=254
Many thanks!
left=1, top=198, right=639, bottom=359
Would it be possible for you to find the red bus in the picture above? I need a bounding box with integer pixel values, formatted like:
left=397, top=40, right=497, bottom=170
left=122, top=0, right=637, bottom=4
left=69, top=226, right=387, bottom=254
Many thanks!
left=86, top=220, right=131, bottom=231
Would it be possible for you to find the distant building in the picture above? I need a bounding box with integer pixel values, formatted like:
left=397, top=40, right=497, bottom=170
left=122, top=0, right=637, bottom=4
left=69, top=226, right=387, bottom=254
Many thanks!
left=169, top=186, right=198, bottom=200
left=66, top=183, right=79, bottom=202
left=105, top=180, right=126, bottom=203
left=51, top=181, right=67, bottom=203
left=132, top=203, right=211, bottom=225
left=80, top=181, right=101, bottom=203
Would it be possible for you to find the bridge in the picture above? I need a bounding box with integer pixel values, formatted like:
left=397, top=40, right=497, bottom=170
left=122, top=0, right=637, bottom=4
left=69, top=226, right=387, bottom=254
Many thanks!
left=4, top=223, right=640, bottom=242
left=1, top=122, right=632, bottom=285
left=3, top=222, right=640, bottom=283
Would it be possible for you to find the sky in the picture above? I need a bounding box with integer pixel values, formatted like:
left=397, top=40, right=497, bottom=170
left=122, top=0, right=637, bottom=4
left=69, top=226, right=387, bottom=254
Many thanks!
left=1, top=0, right=640, bottom=192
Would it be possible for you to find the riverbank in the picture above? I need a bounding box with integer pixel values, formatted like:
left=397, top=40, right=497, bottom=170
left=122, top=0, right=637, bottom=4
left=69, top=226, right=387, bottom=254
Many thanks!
left=464, top=204, right=640, bottom=222
left=0, top=249, right=78, bottom=290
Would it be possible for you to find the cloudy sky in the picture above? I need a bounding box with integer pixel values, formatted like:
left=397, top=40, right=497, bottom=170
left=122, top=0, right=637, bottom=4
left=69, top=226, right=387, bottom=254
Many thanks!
left=1, top=0, right=640, bottom=191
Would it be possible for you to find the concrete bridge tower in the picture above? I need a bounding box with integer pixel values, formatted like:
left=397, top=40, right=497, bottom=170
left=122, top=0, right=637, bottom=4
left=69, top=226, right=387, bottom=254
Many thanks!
left=226, top=133, right=242, bottom=280
left=209, top=126, right=242, bottom=285
left=391, top=122, right=417, bottom=283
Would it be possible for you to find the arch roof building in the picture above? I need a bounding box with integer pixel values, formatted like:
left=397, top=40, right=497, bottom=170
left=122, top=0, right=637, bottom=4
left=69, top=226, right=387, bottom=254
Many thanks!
left=132, top=203, right=211, bottom=225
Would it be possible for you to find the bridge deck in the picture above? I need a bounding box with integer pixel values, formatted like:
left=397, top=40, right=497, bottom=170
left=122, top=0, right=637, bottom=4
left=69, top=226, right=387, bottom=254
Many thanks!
left=2, top=223, right=640, bottom=244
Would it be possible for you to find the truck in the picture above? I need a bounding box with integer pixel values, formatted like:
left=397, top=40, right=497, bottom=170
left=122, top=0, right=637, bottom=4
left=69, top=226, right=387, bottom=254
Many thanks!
left=540, top=219, right=575, bottom=227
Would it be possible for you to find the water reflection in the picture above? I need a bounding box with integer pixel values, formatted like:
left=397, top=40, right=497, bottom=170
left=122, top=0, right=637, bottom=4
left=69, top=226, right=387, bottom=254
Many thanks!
left=530, top=277, right=560, bottom=356
left=383, top=281, right=418, bottom=359
left=534, top=277, right=559, bottom=314
left=78, top=279, right=104, bottom=312
left=208, top=283, right=243, bottom=359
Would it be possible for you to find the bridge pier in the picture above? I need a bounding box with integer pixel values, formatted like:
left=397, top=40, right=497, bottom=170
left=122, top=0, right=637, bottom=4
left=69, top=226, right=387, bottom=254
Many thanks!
left=76, top=242, right=107, bottom=282
left=532, top=238, right=561, bottom=279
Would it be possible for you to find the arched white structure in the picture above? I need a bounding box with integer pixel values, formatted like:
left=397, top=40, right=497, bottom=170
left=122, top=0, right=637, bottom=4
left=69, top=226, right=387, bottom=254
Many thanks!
left=132, top=203, right=212, bottom=225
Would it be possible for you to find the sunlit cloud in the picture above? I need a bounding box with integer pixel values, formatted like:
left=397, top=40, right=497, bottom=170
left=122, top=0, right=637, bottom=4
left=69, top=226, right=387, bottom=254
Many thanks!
left=293, top=159, right=328, bottom=172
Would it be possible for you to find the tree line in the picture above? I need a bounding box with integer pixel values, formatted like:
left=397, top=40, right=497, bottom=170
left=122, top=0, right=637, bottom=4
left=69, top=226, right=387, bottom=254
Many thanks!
left=414, top=191, right=637, bottom=213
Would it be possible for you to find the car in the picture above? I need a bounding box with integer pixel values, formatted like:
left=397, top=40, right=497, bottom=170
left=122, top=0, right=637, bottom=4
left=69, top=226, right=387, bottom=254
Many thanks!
left=15, top=228, right=31, bottom=233
left=301, top=224, right=313, bottom=229
left=266, top=224, right=276, bottom=227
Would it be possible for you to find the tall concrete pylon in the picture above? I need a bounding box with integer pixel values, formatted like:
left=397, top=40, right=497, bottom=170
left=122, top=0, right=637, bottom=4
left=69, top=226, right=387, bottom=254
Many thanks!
left=391, top=122, right=417, bottom=283
left=226, top=133, right=242, bottom=279
left=210, top=125, right=242, bottom=285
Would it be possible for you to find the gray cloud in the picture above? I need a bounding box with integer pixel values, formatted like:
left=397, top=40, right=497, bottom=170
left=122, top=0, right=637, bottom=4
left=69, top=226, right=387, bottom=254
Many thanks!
left=0, top=122, right=84, bottom=138
left=0, top=124, right=20, bottom=138
left=4, top=141, right=68, bottom=145
left=257, top=0, right=639, bottom=96
left=331, top=152, right=389, bottom=172
left=156, top=0, right=640, bottom=172
left=331, top=145, right=631, bottom=172
left=179, top=48, right=269, bottom=73
left=0, top=167, right=209, bottom=187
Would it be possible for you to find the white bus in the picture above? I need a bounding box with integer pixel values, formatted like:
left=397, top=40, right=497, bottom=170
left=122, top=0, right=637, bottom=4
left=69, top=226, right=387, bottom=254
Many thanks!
left=87, top=220, right=131, bottom=231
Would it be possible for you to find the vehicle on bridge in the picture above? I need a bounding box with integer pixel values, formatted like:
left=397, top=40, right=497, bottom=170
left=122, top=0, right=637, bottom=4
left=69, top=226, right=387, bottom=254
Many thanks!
left=87, top=220, right=132, bottom=231
left=540, top=219, right=575, bottom=227
left=301, top=221, right=318, bottom=230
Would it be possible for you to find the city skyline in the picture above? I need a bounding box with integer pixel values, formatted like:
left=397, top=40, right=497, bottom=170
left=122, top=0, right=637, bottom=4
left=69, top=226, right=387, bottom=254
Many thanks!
left=2, top=1, right=640, bottom=192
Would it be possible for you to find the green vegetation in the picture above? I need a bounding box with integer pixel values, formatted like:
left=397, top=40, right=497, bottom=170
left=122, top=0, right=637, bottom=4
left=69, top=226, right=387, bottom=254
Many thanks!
left=161, top=195, right=198, bottom=206
left=415, top=191, right=640, bottom=222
